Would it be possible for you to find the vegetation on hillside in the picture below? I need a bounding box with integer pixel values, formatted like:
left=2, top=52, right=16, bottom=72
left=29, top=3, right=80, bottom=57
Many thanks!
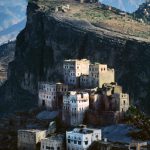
left=31, top=0, right=150, bottom=40
left=125, top=106, right=150, bottom=140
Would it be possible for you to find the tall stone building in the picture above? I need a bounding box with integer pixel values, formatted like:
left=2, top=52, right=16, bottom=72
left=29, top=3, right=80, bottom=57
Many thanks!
left=62, top=91, right=89, bottom=126
left=112, top=93, right=129, bottom=112
left=18, top=129, right=47, bottom=150
left=38, top=82, right=68, bottom=110
left=88, top=63, right=115, bottom=88
left=63, top=59, right=90, bottom=87
left=91, top=83, right=129, bottom=113
left=40, top=134, right=65, bottom=150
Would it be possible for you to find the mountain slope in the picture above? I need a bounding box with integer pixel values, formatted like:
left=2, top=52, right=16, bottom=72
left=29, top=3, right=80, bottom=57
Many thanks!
left=134, top=1, right=150, bottom=23
left=0, top=41, right=15, bottom=86
left=0, top=0, right=150, bottom=113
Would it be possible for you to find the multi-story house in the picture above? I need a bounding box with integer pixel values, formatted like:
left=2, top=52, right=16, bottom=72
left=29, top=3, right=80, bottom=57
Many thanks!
left=40, top=134, right=65, bottom=150
left=88, top=63, right=115, bottom=88
left=62, top=91, right=89, bottom=126
left=112, top=93, right=129, bottom=113
left=64, top=59, right=115, bottom=89
left=66, top=125, right=102, bottom=150
left=90, top=83, right=129, bottom=113
left=63, top=59, right=90, bottom=87
left=38, top=82, right=68, bottom=110
left=18, top=129, right=47, bottom=150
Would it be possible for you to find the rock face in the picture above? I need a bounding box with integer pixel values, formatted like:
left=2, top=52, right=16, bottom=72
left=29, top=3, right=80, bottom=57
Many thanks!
left=1, top=2, right=150, bottom=113
left=134, top=1, right=150, bottom=23
left=0, top=41, right=15, bottom=85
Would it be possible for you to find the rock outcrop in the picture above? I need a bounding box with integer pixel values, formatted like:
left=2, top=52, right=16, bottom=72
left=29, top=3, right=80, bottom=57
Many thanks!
left=134, top=1, right=150, bottom=23
left=0, top=1, right=150, bottom=113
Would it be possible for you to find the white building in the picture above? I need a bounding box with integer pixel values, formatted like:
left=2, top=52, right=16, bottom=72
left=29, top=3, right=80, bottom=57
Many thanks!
left=66, top=126, right=102, bottom=150
left=40, top=134, right=65, bottom=150
left=62, top=91, right=89, bottom=126
left=63, top=59, right=90, bottom=87
left=88, top=63, right=115, bottom=88
left=18, top=129, right=47, bottom=150
left=38, top=82, right=68, bottom=110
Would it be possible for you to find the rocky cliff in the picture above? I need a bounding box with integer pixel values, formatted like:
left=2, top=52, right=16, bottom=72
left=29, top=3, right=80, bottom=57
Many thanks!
left=0, top=1, right=150, bottom=113
left=134, top=1, right=150, bottom=23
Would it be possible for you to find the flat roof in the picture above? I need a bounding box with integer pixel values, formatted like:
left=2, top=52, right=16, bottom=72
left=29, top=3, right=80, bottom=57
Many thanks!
left=64, top=59, right=89, bottom=62
left=67, top=127, right=101, bottom=134
left=65, top=91, right=89, bottom=95
left=18, top=129, right=47, bottom=133
left=42, top=134, right=64, bottom=141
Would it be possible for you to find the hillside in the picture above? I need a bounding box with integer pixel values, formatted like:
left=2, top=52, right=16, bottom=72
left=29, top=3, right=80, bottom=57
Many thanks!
left=0, top=41, right=15, bottom=86
left=0, top=0, right=150, bottom=113
left=35, top=0, right=150, bottom=40
left=134, top=1, right=150, bottom=23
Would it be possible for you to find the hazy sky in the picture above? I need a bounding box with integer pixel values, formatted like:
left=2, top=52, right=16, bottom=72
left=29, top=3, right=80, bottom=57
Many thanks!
left=0, top=0, right=27, bottom=44
left=0, top=0, right=27, bottom=31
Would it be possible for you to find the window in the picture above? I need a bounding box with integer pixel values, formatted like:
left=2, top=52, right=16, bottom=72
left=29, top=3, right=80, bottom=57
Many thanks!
left=85, top=141, right=88, bottom=145
left=68, top=139, right=70, bottom=143
left=124, top=100, right=126, bottom=105
left=46, top=146, right=50, bottom=149
left=74, top=140, right=77, bottom=144
left=78, top=141, right=81, bottom=145
left=57, top=147, right=60, bottom=150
